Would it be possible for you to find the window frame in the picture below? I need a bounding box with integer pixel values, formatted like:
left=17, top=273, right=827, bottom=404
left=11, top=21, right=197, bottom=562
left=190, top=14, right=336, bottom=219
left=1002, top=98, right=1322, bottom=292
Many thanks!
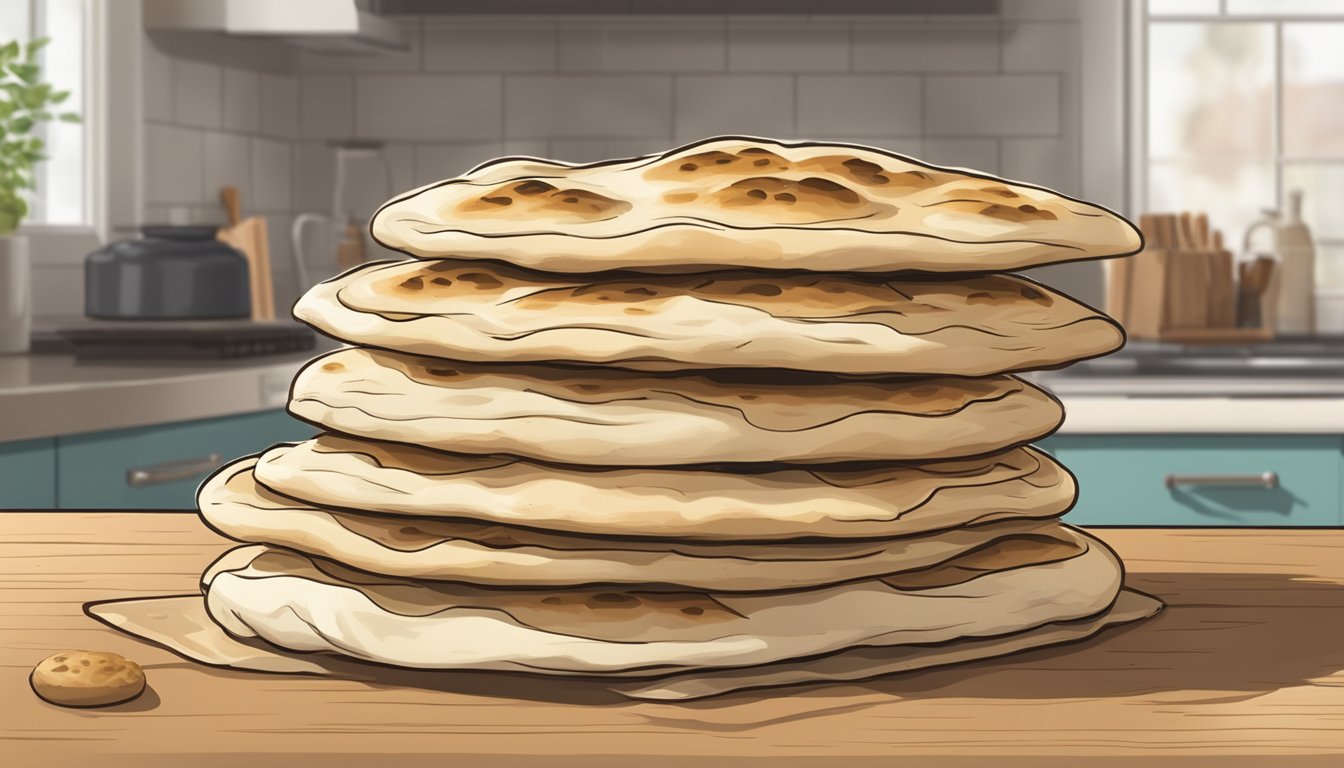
left=1132, top=0, right=1344, bottom=271
left=9, top=0, right=138, bottom=271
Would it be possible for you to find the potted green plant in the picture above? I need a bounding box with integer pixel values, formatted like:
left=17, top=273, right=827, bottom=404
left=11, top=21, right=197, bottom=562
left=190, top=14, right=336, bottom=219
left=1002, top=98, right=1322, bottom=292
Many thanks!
left=1, top=37, right=79, bottom=354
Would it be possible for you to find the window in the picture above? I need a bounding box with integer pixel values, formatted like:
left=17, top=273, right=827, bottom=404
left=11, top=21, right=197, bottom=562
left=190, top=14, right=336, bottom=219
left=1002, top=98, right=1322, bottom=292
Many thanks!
left=1140, top=0, right=1344, bottom=287
left=1, top=0, right=91, bottom=228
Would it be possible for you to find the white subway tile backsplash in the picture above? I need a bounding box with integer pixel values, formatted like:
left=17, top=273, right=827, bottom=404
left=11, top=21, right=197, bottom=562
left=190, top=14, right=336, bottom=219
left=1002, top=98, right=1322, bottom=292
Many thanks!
left=546, top=139, right=610, bottom=164
left=382, top=143, right=418, bottom=201
left=291, top=141, right=336, bottom=213
left=222, top=69, right=260, bottom=133
left=853, top=22, right=1000, bottom=73
left=1002, top=21, right=1080, bottom=73
left=924, top=75, right=1060, bottom=136
left=415, top=143, right=506, bottom=186
left=251, top=138, right=293, bottom=213
left=604, top=137, right=677, bottom=158
left=424, top=21, right=555, bottom=73
left=506, top=76, right=671, bottom=139
left=503, top=138, right=553, bottom=159
left=142, top=38, right=173, bottom=122
left=797, top=75, right=920, bottom=138
left=921, top=137, right=1001, bottom=175
left=146, top=124, right=204, bottom=204
left=300, top=75, right=355, bottom=140
left=173, top=60, right=222, bottom=129
left=136, top=13, right=1088, bottom=255
left=260, top=74, right=300, bottom=140
left=673, top=75, right=793, bottom=142
left=1000, top=136, right=1077, bottom=194
left=727, top=20, right=849, bottom=73
left=202, top=131, right=252, bottom=207
left=357, top=75, right=502, bottom=141
left=559, top=21, right=725, bottom=73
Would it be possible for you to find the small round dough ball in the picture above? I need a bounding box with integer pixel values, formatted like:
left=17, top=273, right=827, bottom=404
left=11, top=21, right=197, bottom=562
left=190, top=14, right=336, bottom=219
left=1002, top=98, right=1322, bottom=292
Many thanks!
left=30, top=650, right=146, bottom=708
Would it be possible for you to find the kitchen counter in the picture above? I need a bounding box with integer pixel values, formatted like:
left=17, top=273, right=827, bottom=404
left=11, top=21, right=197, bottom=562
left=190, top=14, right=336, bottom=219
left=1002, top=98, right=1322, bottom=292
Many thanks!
left=0, top=351, right=321, bottom=442
left=5, top=513, right=1344, bottom=767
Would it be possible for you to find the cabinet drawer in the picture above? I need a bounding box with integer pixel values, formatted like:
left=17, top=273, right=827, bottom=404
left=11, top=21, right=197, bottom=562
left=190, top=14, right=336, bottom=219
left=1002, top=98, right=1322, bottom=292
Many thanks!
left=0, top=438, right=57, bottom=509
left=57, top=410, right=314, bottom=510
left=1042, top=435, right=1344, bottom=526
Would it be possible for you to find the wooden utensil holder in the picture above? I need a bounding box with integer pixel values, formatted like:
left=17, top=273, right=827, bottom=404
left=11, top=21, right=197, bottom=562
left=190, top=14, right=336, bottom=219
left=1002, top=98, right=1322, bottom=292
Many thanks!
left=1109, top=246, right=1267, bottom=343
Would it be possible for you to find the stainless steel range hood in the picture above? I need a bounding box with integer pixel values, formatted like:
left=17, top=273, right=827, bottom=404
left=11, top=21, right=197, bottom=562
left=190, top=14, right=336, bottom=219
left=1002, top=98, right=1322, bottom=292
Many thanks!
left=143, top=0, right=408, bottom=54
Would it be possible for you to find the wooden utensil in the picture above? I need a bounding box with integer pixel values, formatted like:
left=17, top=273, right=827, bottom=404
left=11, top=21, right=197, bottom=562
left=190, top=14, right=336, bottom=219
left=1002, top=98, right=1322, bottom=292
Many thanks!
left=217, top=186, right=275, bottom=321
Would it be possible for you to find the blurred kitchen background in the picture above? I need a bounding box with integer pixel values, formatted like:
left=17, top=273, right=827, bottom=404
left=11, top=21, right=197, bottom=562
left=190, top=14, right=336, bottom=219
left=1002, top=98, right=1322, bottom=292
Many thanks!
left=2, top=0, right=1343, bottom=523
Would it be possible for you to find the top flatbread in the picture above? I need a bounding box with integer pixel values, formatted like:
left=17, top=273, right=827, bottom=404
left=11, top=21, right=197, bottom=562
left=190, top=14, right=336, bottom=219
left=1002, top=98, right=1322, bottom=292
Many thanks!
left=371, top=136, right=1142, bottom=274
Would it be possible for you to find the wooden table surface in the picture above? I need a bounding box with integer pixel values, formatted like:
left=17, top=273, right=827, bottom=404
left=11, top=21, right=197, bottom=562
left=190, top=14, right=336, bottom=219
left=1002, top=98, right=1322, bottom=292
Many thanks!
left=4, top=513, right=1344, bottom=767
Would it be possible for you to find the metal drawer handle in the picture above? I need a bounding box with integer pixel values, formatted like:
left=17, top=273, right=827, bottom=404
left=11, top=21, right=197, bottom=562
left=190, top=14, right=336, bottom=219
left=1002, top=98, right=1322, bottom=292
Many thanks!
left=1164, top=472, right=1279, bottom=490
left=126, top=453, right=223, bottom=488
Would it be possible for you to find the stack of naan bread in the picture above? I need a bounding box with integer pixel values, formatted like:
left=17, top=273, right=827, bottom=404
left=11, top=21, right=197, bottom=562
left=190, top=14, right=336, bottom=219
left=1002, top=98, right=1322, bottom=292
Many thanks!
left=179, top=138, right=1160, bottom=699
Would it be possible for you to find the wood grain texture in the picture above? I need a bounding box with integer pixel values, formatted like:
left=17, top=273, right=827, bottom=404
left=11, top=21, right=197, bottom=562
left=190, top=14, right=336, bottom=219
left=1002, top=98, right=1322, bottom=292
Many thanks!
left=4, top=513, right=1344, bottom=767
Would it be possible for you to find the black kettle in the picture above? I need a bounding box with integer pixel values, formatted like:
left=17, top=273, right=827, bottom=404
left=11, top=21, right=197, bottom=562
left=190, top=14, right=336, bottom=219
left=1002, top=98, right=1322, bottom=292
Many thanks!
left=85, top=226, right=251, bottom=319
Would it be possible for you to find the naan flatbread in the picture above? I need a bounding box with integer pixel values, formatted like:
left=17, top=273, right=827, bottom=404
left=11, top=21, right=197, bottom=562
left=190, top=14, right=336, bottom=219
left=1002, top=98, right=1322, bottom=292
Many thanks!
left=294, top=259, right=1123, bottom=376
left=372, top=136, right=1141, bottom=273
left=289, top=348, right=1064, bottom=465
left=202, top=526, right=1122, bottom=674
left=201, top=456, right=1071, bottom=591
left=254, top=434, right=1075, bottom=541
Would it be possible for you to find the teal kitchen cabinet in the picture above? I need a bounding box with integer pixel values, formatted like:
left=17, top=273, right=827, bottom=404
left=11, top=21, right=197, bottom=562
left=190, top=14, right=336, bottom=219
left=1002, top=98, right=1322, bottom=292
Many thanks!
left=1042, top=435, right=1344, bottom=526
left=56, top=410, right=314, bottom=510
left=0, top=438, right=57, bottom=509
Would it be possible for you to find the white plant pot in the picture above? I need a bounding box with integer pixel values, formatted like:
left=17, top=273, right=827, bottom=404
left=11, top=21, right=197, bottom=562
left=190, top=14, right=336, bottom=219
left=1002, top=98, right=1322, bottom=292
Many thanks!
left=0, top=235, right=31, bottom=354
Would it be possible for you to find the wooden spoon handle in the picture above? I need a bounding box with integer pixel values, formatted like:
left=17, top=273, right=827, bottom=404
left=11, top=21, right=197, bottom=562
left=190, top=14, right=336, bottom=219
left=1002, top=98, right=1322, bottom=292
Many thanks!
left=220, top=186, right=242, bottom=227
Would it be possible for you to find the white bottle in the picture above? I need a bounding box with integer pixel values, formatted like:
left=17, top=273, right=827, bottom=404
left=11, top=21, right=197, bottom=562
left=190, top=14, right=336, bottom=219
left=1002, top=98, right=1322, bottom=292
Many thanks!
left=1243, top=190, right=1316, bottom=335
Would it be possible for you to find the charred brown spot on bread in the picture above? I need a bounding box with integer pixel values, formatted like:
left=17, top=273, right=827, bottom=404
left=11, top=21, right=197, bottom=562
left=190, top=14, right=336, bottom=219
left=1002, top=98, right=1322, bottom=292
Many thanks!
left=644, top=147, right=790, bottom=180
left=427, top=367, right=459, bottom=377
left=737, top=283, right=783, bottom=297
left=514, top=180, right=557, bottom=195
left=841, top=157, right=891, bottom=185
left=572, top=383, right=602, bottom=392
left=398, top=276, right=424, bottom=291
left=587, top=593, right=638, bottom=608
left=1020, top=286, right=1052, bottom=304
left=430, top=276, right=453, bottom=286
left=797, top=177, right=861, bottom=203
left=623, top=287, right=658, bottom=299
left=320, top=362, right=344, bottom=372
left=457, top=272, right=504, bottom=289
left=716, top=176, right=867, bottom=212
left=681, top=606, right=705, bottom=616
left=978, top=203, right=1058, bottom=222
left=890, top=170, right=939, bottom=188
left=457, top=179, right=630, bottom=220
left=966, top=291, right=995, bottom=303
